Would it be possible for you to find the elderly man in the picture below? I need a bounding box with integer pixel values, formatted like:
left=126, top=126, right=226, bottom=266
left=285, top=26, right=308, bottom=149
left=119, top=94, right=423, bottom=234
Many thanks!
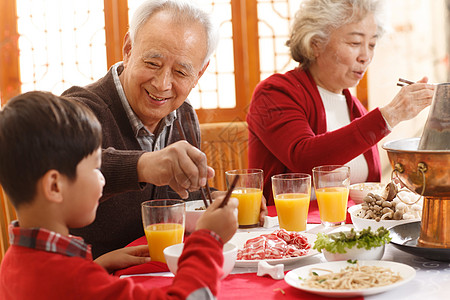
left=62, top=0, right=219, bottom=258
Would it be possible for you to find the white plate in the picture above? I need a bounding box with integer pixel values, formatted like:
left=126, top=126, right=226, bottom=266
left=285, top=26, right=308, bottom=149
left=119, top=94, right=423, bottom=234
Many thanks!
left=349, top=204, right=420, bottom=231
left=229, top=231, right=318, bottom=267
left=284, top=260, right=416, bottom=298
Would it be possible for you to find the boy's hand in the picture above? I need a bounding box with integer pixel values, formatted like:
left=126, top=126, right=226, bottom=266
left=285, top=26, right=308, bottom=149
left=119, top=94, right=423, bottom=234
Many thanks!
left=195, top=193, right=239, bottom=243
left=209, top=191, right=268, bottom=226
left=94, top=245, right=150, bottom=273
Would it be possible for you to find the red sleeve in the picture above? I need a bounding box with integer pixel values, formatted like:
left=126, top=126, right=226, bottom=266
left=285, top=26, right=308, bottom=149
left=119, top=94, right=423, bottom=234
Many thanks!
left=247, top=71, right=387, bottom=204
left=0, top=231, right=223, bottom=300
left=247, top=72, right=388, bottom=174
left=171, top=230, right=224, bottom=296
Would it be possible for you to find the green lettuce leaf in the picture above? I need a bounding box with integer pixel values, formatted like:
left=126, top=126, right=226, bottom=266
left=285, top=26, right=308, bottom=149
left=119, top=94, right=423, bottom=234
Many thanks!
left=313, top=227, right=391, bottom=254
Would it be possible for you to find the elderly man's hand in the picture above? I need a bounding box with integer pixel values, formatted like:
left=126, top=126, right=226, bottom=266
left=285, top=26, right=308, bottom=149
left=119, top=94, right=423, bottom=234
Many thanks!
left=137, top=141, right=215, bottom=198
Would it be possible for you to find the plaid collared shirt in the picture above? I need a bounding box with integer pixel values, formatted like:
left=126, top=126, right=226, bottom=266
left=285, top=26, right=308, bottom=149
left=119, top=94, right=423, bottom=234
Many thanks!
left=8, top=220, right=92, bottom=260
left=112, top=62, right=177, bottom=152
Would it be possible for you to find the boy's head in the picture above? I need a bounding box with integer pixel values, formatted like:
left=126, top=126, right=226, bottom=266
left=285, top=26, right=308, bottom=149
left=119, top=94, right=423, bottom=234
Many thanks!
left=0, top=91, right=103, bottom=209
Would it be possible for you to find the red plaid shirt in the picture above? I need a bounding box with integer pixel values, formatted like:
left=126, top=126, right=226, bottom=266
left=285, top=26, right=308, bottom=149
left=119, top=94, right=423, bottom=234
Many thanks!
left=9, top=221, right=92, bottom=260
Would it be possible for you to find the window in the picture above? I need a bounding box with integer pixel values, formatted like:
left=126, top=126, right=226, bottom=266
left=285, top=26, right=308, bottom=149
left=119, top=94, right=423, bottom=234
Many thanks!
left=1, top=0, right=368, bottom=121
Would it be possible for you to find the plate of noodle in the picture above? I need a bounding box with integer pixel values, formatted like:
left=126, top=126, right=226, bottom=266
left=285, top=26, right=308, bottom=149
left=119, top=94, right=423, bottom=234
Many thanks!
left=284, top=260, right=415, bottom=297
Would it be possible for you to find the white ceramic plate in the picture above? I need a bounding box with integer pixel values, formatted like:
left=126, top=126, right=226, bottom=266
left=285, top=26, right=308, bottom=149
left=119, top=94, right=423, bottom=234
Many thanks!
left=284, top=260, right=415, bottom=298
left=229, top=231, right=318, bottom=267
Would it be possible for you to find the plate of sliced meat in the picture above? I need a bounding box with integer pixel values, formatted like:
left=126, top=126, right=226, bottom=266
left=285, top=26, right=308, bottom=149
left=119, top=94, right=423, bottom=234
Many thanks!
left=230, top=229, right=319, bottom=267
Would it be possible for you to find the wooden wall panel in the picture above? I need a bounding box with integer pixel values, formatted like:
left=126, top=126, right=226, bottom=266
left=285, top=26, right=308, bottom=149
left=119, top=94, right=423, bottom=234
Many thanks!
left=0, top=0, right=21, bottom=105
left=104, top=0, right=129, bottom=69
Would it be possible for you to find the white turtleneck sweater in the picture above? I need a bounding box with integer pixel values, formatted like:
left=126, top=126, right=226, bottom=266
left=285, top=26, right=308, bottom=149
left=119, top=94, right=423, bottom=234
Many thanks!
left=317, top=86, right=369, bottom=184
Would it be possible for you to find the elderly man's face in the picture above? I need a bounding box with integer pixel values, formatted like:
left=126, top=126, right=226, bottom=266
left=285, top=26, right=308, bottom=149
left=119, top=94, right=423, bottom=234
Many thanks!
left=120, top=10, right=208, bottom=133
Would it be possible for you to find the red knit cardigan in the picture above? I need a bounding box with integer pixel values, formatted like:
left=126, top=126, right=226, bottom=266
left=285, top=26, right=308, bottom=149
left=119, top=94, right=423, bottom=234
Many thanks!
left=247, top=68, right=390, bottom=205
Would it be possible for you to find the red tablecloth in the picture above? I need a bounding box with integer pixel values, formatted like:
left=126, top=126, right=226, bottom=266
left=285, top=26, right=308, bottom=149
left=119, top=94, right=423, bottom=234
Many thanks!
left=125, top=272, right=363, bottom=300
left=115, top=200, right=361, bottom=299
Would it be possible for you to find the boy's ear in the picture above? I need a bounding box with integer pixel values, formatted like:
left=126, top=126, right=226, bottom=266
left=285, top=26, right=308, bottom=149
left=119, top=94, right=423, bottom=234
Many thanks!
left=40, top=170, right=64, bottom=204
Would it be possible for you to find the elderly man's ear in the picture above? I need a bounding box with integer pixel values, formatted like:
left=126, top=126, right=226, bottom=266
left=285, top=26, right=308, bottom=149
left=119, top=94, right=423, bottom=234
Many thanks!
left=192, top=61, right=209, bottom=88
left=122, top=32, right=133, bottom=67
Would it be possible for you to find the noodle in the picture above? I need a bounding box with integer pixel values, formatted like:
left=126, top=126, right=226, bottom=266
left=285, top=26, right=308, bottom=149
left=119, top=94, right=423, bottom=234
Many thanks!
left=304, top=263, right=403, bottom=290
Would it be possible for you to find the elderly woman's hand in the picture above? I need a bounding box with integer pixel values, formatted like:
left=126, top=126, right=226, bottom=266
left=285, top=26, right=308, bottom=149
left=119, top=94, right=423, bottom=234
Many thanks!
left=380, top=77, right=435, bottom=128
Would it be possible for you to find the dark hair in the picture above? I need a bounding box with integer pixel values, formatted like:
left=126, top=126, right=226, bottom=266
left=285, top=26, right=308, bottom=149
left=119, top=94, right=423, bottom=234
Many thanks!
left=0, top=91, right=102, bottom=207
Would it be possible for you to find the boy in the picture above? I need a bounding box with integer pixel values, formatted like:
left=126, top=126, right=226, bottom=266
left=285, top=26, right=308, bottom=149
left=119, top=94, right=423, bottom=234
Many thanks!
left=0, top=91, right=238, bottom=299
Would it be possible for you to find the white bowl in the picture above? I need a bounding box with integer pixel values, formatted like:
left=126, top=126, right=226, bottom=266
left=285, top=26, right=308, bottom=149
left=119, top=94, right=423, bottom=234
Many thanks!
left=164, top=242, right=237, bottom=279
left=323, top=244, right=385, bottom=261
left=348, top=204, right=419, bottom=231
left=185, top=200, right=207, bottom=233
left=349, top=182, right=385, bottom=204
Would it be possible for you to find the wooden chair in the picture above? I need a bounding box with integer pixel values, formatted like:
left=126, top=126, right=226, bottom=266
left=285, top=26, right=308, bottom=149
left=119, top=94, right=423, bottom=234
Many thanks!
left=0, top=185, right=16, bottom=263
left=200, top=121, right=248, bottom=191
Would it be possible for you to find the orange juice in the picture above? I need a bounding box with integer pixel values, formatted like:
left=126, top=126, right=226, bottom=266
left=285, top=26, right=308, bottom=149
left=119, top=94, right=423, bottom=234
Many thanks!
left=232, top=188, right=262, bottom=227
left=315, top=187, right=349, bottom=223
left=144, top=223, right=184, bottom=263
left=274, top=193, right=310, bottom=231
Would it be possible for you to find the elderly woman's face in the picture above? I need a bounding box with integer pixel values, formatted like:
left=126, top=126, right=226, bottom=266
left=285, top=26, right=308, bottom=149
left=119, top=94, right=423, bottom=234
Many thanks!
left=310, top=13, right=378, bottom=94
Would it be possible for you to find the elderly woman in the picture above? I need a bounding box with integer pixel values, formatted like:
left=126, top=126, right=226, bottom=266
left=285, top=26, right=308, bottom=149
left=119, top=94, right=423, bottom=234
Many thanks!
left=247, top=0, right=435, bottom=205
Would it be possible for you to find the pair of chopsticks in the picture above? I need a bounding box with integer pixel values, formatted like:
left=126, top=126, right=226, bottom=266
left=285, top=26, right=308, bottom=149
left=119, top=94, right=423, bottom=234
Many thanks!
left=175, top=112, right=213, bottom=208
left=174, top=113, right=240, bottom=209
left=397, top=78, right=415, bottom=87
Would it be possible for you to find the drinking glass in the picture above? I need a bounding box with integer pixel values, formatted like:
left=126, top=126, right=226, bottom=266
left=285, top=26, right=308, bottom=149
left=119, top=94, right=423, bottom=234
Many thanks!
left=225, top=169, right=263, bottom=228
left=141, top=199, right=185, bottom=263
left=272, top=173, right=311, bottom=231
left=312, top=165, right=350, bottom=227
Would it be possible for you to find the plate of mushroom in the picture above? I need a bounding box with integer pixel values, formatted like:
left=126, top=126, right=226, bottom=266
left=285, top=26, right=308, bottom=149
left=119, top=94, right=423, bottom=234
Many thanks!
left=348, top=182, right=422, bottom=231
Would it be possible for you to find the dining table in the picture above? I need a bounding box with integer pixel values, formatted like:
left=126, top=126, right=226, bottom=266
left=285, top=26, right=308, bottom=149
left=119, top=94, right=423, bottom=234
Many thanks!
left=115, top=200, right=450, bottom=299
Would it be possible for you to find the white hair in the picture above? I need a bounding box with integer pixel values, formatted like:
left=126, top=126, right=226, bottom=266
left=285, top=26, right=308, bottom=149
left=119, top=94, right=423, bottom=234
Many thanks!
left=287, top=0, right=389, bottom=68
left=129, top=0, right=219, bottom=67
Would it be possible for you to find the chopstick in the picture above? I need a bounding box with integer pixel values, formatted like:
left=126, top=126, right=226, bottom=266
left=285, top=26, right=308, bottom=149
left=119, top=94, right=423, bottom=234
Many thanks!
left=397, top=78, right=415, bottom=87
left=175, top=113, right=213, bottom=208
left=183, top=112, right=213, bottom=205
left=174, top=118, right=209, bottom=208
left=218, top=174, right=239, bottom=208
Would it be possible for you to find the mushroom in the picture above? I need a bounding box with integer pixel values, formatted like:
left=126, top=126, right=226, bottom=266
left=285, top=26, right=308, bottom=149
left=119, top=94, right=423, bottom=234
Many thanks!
left=381, top=210, right=394, bottom=220
left=383, top=182, right=398, bottom=201
left=396, top=202, right=407, bottom=213
left=373, top=205, right=382, bottom=212
left=393, top=211, right=403, bottom=220
left=364, top=210, right=375, bottom=219
left=382, top=207, right=393, bottom=215
left=402, top=213, right=416, bottom=220
left=382, top=201, right=392, bottom=208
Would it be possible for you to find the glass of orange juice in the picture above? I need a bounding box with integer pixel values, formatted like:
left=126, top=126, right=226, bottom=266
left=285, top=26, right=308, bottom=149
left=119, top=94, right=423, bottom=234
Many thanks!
left=312, top=165, right=350, bottom=227
left=225, top=169, right=263, bottom=228
left=141, top=199, right=185, bottom=263
left=272, top=173, right=311, bottom=231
